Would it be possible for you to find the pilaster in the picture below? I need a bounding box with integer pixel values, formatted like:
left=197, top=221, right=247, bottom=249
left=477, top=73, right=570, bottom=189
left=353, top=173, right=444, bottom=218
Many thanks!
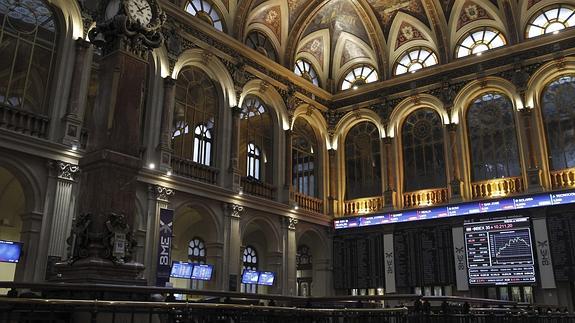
left=282, top=216, right=297, bottom=295
left=159, top=77, right=176, bottom=171
left=520, top=108, right=543, bottom=192
left=222, top=202, right=243, bottom=291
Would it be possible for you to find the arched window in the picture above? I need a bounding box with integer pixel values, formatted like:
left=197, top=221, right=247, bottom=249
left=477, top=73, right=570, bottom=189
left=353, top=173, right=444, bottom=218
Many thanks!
left=297, top=245, right=312, bottom=296
left=247, top=143, right=261, bottom=179
left=193, top=124, right=212, bottom=166
left=456, top=27, right=506, bottom=58
left=172, top=68, right=218, bottom=165
left=345, top=122, right=381, bottom=200
left=294, top=59, right=319, bottom=86
left=240, top=96, right=273, bottom=183
left=188, top=237, right=206, bottom=264
left=292, top=118, right=318, bottom=197
left=467, top=93, right=521, bottom=181
left=242, top=245, right=258, bottom=293
left=402, top=109, right=446, bottom=191
left=527, top=5, right=575, bottom=38
left=246, top=31, right=278, bottom=62
left=340, top=65, right=378, bottom=91
left=185, top=0, right=224, bottom=31
left=541, top=76, right=575, bottom=170
left=0, top=0, right=58, bottom=116
left=394, top=47, right=438, bottom=75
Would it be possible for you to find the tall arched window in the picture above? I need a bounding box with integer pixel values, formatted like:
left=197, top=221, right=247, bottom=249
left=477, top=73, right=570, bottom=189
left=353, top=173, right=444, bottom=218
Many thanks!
left=394, top=47, right=438, bottom=75
left=185, top=0, right=224, bottom=31
left=456, top=27, right=506, bottom=58
left=192, top=124, right=212, bottom=166
left=292, top=119, right=318, bottom=197
left=242, top=245, right=258, bottom=293
left=340, top=65, right=378, bottom=91
left=294, top=59, right=320, bottom=86
left=541, top=76, right=575, bottom=170
left=0, top=0, right=58, bottom=116
left=526, top=5, right=575, bottom=38
left=345, top=122, right=381, bottom=200
left=240, top=96, right=273, bottom=183
left=296, top=245, right=312, bottom=296
left=246, top=31, right=278, bottom=62
left=467, top=93, right=521, bottom=181
left=172, top=68, right=218, bottom=166
left=402, top=109, right=446, bottom=191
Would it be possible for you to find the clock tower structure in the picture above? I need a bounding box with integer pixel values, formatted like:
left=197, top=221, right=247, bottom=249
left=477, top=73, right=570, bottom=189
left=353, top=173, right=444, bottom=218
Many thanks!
left=55, top=0, right=165, bottom=284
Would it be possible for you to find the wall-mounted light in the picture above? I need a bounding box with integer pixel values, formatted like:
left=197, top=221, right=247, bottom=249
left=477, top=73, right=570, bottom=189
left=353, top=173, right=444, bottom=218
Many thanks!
left=148, top=163, right=156, bottom=170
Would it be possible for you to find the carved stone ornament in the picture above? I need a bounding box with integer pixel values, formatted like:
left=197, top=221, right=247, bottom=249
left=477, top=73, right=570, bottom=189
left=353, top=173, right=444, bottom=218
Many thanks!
left=53, top=161, right=80, bottom=181
left=88, top=0, right=166, bottom=58
left=227, top=203, right=244, bottom=218
left=150, top=185, right=175, bottom=202
left=66, top=212, right=138, bottom=264
left=287, top=216, right=298, bottom=230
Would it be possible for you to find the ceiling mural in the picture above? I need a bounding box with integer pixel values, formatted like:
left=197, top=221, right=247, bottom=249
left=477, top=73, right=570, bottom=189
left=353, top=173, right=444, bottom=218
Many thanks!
left=298, top=35, right=325, bottom=67
left=341, top=39, right=370, bottom=67
left=395, top=21, right=427, bottom=49
left=527, top=0, right=543, bottom=9
left=457, top=1, right=493, bottom=30
left=253, top=5, right=282, bottom=42
left=366, top=0, right=430, bottom=36
left=287, top=0, right=307, bottom=27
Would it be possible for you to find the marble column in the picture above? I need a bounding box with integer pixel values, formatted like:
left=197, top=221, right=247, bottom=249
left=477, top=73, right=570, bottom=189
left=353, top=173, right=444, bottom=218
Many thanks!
left=16, top=211, right=43, bottom=282
left=282, top=216, right=297, bottom=295
left=383, top=137, right=395, bottom=209
left=447, top=124, right=462, bottom=201
left=227, top=106, right=242, bottom=192
left=159, top=77, right=176, bottom=171
left=62, top=38, right=93, bottom=146
left=284, top=130, right=293, bottom=203
left=144, top=185, right=175, bottom=285
left=205, top=242, right=224, bottom=290
left=327, top=148, right=338, bottom=216
left=520, top=108, right=542, bottom=191
left=222, top=203, right=243, bottom=291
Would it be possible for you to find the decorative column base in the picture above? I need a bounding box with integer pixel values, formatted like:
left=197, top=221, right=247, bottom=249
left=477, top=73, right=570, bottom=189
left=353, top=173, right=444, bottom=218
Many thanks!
left=54, top=259, right=145, bottom=285
left=527, top=167, right=543, bottom=193
left=450, top=179, right=463, bottom=203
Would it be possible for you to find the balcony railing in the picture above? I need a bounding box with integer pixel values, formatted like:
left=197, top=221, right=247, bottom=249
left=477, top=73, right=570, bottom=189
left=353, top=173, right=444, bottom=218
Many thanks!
left=290, top=191, right=324, bottom=214
left=471, top=176, right=524, bottom=199
left=403, top=188, right=448, bottom=208
left=0, top=104, right=49, bottom=138
left=344, top=196, right=385, bottom=215
left=241, top=177, right=276, bottom=200
left=550, top=168, right=575, bottom=189
left=171, top=156, right=218, bottom=184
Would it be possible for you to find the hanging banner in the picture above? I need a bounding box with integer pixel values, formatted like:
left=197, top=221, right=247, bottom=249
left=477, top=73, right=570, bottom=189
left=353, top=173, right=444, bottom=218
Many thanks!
left=383, top=233, right=396, bottom=293
left=452, top=227, right=469, bottom=291
left=532, top=217, right=556, bottom=289
left=156, top=208, right=174, bottom=287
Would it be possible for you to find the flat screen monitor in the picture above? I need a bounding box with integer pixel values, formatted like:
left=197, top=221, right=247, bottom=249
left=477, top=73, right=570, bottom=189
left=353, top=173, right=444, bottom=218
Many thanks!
left=241, top=270, right=259, bottom=284
left=257, top=271, right=275, bottom=286
left=464, top=217, right=536, bottom=285
left=191, top=264, right=213, bottom=281
left=170, top=261, right=194, bottom=279
left=0, top=240, right=22, bottom=263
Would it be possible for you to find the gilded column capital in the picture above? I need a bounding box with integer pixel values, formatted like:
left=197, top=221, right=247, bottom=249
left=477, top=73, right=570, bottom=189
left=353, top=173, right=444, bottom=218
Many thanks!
left=149, top=185, right=175, bottom=202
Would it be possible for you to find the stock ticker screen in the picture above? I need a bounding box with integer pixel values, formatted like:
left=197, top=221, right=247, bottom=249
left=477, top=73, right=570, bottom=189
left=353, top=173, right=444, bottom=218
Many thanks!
left=464, top=217, right=536, bottom=285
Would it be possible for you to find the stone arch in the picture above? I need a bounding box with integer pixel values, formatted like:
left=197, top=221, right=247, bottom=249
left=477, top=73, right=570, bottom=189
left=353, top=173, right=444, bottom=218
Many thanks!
left=387, top=94, right=448, bottom=138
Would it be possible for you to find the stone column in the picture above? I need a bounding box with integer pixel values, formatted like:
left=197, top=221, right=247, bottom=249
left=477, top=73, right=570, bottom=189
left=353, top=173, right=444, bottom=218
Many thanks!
left=144, top=185, right=175, bottom=285
left=16, top=211, right=43, bottom=282
left=520, top=108, right=542, bottom=191
left=159, top=77, right=176, bottom=171
left=382, top=137, right=395, bottom=209
left=222, top=203, right=243, bottom=291
left=227, top=106, right=243, bottom=192
left=282, top=216, right=297, bottom=296
left=41, top=161, right=80, bottom=279
left=327, top=149, right=338, bottom=216
left=266, top=251, right=284, bottom=295
left=205, top=242, right=224, bottom=290
left=284, top=130, right=293, bottom=203
left=62, top=38, right=93, bottom=146
left=447, top=124, right=462, bottom=201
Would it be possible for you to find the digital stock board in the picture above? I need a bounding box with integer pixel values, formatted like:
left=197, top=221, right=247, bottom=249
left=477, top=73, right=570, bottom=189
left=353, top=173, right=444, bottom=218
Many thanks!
left=334, top=190, right=575, bottom=229
left=464, top=217, right=536, bottom=285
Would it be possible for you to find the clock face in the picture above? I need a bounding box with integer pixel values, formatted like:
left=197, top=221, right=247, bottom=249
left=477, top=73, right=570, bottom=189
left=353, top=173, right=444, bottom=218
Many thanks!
left=126, top=0, right=153, bottom=26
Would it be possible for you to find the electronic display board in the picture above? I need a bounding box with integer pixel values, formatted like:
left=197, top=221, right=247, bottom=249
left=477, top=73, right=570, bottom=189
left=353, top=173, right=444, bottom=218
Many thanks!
left=170, top=261, right=194, bottom=279
left=0, top=240, right=22, bottom=263
left=257, top=271, right=275, bottom=286
left=191, top=264, right=213, bottom=281
left=241, top=270, right=260, bottom=284
left=334, top=190, right=575, bottom=230
left=464, top=217, right=536, bottom=285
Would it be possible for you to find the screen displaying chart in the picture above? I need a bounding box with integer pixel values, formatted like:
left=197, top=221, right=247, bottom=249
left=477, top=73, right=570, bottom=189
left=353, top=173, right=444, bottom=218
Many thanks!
left=464, top=217, right=536, bottom=285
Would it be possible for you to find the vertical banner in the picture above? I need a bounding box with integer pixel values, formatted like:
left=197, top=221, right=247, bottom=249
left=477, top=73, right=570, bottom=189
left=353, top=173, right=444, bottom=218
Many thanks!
left=452, top=227, right=469, bottom=291
left=383, top=233, right=396, bottom=293
left=156, top=208, right=174, bottom=286
left=532, top=217, right=556, bottom=289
